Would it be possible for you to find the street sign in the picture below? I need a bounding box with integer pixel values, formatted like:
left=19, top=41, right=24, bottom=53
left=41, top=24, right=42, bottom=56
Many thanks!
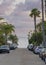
left=45, top=0, right=46, bottom=17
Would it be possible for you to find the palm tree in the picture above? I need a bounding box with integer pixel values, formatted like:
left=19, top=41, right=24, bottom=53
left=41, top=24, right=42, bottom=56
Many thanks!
left=30, top=8, right=40, bottom=33
left=29, top=8, right=40, bottom=41
left=0, top=17, right=4, bottom=20
left=41, top=0, right=46, bottom=47
left=36, top=22, right=42, bottom=32
left=9, top=34, right=18, bottom=44
left=0, top=23, right=15, bottom=44
left=0, top=35, right=6, bottom=45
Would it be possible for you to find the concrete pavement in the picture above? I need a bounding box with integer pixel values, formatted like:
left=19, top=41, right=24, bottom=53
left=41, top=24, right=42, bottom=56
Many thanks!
left=0, top=48, right=45, bottom=65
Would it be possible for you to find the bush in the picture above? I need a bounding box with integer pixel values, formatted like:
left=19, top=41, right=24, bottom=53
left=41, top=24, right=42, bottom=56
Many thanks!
left=28, top=32, right=43, bottom=46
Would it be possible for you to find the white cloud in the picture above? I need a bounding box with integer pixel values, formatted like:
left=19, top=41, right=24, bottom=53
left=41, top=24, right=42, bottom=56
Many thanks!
left=31, top=0, right=38, bottom=2
left=0, top=0, right=3, bottom=5
left=5, top=4, right=16, bottom=16
left=15, top=0, right=25, bottom=4
left=5, top=0, right=25, bottom=16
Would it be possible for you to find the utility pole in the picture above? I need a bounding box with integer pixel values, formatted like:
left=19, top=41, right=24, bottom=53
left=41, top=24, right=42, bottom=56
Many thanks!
left=45, top=0, right=46, bottom=17
left=41, top=0, right=46, bottom=47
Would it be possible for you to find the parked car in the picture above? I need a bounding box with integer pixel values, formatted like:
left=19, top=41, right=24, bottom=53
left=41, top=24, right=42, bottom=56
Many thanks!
left=43, top=54, right=46, bottom=64
left=0, top=45, right=10, bottom=53
left=39, top=48, right=46, bottom=63
left=27, top=44, right=33, bottom=51
left=9, top=44, right=18, bottom=50
left=39, top=47, right=45, bottom=58
left=13, top=44, right=18, bottom=48
left=34, top=46, right=44, bottom=54
left=33, top=45, right=37, bottom=52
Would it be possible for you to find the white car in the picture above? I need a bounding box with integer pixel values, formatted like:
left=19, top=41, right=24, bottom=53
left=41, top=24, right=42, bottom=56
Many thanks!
left=39, top=47, right=45, bottom=58
left=34, top=46, right=44, bottom=54
left=28, top=44, right=33, bottom=51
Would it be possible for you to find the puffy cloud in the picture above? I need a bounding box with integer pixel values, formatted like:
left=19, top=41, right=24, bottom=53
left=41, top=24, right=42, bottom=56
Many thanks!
left=5, top=4, right=16, bottom=15
left=14, top=0, right=25, bottom=4
left=0, top=0, right=3, bottom=5
left=5, top=0, right=25, bottom=15
left=16, top=0, right=41, bottom=12
left=0, top=0, right=41, bottom=16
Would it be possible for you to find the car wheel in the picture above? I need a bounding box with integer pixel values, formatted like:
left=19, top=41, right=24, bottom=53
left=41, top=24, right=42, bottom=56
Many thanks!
left=7, top=51, right=10, bottom=53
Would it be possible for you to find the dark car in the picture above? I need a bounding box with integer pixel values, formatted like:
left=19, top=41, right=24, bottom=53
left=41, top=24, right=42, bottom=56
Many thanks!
left=9, top=44, right=18, bottom=50
left=0, top=45, right=10, bottom=53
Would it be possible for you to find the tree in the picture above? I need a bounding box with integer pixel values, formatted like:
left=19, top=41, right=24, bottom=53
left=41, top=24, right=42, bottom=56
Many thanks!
left=0, top=18, right=4, bottom=20
left=0, top=23, right=15, bottom=44
left=9, top=34, right=18, bottom=44
left=36, top=22, right=42, bottom=32
left=28, top=21, right=46, bottom=46
left=0, top=35, right=6, bottom=45
left=28, top=32, right=43, bottom=46
left=29, top=8, right=40, bottom=37
left=37, top=21, right=46, bottom=35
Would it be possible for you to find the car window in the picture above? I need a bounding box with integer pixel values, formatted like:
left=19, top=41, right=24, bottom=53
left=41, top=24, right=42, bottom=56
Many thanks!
left=1, top=45, right=8, bottom=48
left=38, top=47, right=43, bottom=49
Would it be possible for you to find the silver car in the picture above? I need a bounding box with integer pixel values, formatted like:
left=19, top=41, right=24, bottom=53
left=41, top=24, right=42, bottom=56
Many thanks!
left=28, top=44, right=33, bottom=51
left=34, top=46, right=44, bottom=54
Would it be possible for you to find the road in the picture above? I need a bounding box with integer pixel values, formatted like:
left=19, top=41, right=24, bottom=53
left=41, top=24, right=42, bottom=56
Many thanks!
left=0, top=48, right=45, bottom=65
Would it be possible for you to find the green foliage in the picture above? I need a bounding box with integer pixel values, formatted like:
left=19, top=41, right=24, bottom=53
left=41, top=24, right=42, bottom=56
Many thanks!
left=28, top=32, right=43, bottom=46
left=0, top=35, right=6, bottom=45
left=0, top=18, right=4, bottom=20
left=30, top=8, right=40, bottom=17
left=0, top=18, right=18, bottom=45
left=0, top=22, right=15, bottom=35
left=0, top=22, right=15, bottom=44
left=37, top=21, right=46, bottom=34
left=29, top=8, right=40, bottom=35
left=9, top=34, right=18, bottom=44
left=28, top=21, right=46, bottom=46
left=29, top=8, right=41, bottom=46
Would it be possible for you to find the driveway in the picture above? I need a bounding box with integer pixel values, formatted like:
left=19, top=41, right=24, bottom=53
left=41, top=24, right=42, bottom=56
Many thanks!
left=0, top=48, right=45, bottom=65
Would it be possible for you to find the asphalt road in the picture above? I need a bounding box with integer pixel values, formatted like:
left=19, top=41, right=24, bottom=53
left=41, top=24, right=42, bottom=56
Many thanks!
left=0, top=48, right=45, bottom=65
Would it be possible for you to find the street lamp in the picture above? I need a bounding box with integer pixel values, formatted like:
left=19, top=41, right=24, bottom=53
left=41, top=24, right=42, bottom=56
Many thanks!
left=41, top=0, right=46, bottom=47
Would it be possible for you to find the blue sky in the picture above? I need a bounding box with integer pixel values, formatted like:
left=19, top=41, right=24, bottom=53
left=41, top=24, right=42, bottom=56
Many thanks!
left=0, top=0, right=41, bottom=38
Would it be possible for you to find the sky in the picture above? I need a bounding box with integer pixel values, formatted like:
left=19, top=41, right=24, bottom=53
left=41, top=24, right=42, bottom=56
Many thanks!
left=0, top=0, right=41, bottom=48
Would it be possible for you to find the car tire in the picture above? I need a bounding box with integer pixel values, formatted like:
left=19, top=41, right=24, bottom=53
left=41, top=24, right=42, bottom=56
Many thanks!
left=7, top=51, right=10, bottom=53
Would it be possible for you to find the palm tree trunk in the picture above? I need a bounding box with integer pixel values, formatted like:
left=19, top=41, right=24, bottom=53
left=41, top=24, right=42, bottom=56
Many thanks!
left=34, top=16, right=37, bottom=42
left=41, top=0, right=46, bottom=47
left=34, top=16, right=37, bottom=33
left=5, top=34, right=7, bottom=44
